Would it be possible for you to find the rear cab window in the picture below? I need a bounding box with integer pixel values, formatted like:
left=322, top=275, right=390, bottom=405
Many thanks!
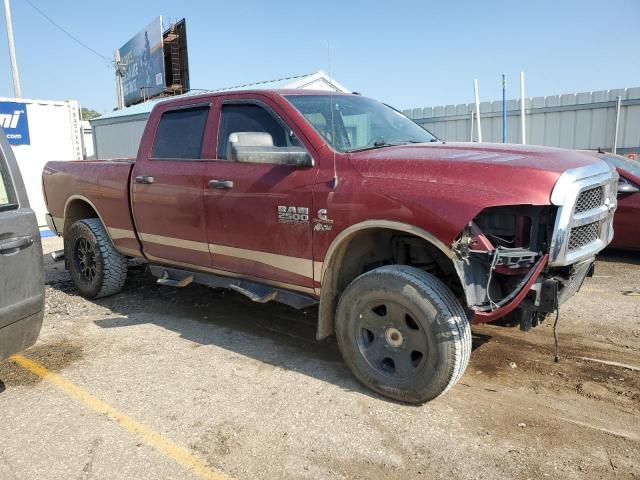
left=151, top=106, right=210, bottom=159
left=0, top=156, right=17, bottom=211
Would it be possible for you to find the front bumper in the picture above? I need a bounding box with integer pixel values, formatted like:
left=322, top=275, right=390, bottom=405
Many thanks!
left=471, top=254, right=548, bottom=324
left=471, top=255, right=594, bottom=325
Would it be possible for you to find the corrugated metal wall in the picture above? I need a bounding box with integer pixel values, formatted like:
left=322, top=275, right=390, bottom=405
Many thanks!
left=91, top=115, right=148, bottom=159
left=403, top=87, right=640, bottom=153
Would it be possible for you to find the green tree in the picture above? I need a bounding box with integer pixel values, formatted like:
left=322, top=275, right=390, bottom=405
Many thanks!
left=80, top=107, right=101, bottom=120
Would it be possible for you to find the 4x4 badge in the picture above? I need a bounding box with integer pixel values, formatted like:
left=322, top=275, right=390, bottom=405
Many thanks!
left=314, top=208, right=333, bottom=232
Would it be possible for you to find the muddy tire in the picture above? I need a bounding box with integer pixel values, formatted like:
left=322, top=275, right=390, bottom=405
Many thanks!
left=65, top=218, right=127, bottom=299
left=335, top=265, right=471, bottom=404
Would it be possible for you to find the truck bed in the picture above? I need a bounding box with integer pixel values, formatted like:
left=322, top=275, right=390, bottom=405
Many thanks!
left=42, top=158, right=142, bottom=257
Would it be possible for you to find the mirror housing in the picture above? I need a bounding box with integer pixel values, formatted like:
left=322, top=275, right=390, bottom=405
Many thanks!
left=227, top=132, right=312, bottom=167
left=618, top=178, right=640, bottom=195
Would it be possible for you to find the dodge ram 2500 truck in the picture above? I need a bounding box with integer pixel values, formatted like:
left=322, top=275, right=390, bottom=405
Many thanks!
left=42, top=90, right=618, bottom=403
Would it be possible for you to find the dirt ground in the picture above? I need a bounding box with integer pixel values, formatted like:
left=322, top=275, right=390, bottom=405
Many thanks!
left=0, top=237, right=638, bottom=480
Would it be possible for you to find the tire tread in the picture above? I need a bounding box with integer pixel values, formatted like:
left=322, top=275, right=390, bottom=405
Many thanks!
left=76, top=218, right=127, bottom=298
left=336, top=265, right=471, bottom=403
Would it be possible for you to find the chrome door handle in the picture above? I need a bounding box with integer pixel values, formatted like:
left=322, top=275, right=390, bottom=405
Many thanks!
left=135, top=175, right=155, bottom=184
left=208, top=179, right=234, bottom=189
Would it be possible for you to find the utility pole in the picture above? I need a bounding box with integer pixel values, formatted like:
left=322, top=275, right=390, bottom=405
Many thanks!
left=3, top=0, right=22, bottom=97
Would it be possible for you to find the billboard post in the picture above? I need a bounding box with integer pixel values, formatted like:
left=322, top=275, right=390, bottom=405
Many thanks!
left=118, top=17, right=166, bottom=107
left=114, top=49, right=125, bottom=110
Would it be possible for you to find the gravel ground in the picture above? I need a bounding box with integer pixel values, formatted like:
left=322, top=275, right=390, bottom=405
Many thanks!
left=0, top=237, right=638, bottom=480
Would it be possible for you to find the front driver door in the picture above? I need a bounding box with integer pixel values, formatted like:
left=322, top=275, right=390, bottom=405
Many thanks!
left=0, top=132, right=44, bottom=360
left=204, top=97, right=317, bottom=292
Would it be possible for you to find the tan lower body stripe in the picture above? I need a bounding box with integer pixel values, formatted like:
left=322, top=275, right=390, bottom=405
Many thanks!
left=138, top=232, right=210, bottom=253
left=108, top=227, right=137, bottom=240
left=137, top=232, right=323, bottom=281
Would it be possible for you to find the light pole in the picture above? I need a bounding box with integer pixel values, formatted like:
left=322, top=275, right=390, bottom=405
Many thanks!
left=3, top=0, right=22, bottom=97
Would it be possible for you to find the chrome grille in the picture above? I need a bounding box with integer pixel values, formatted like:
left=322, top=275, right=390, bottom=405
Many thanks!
left=568, top=221, right=600, bottom=250
left=548, top=162, right=618, bottom=267
left=575, top=186, right=604, bottom=213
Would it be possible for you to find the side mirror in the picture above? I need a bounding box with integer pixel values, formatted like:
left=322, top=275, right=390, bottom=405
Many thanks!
left=227, top=132, right=313, bottom=167
left=618, top=178, right=640, bottom=195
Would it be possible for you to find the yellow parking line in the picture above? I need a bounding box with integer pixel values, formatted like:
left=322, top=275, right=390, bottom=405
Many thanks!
left=11, top=354, right=230, bottom=480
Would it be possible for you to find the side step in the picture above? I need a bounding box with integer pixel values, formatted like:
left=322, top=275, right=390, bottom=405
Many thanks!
left=156, top=269, right=193, bottom=287
left=148, top=265, right=317, bottom=309
left=50, top=250, right=65, bottom=262
left=229, top=283, right=277, bottom=303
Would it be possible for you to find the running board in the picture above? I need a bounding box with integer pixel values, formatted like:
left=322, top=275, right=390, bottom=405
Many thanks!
left=50, top=250, right=65, bottom=262
left=229, top=283, right=278, bottom=303
left=148, top=265, right=317, bottom=309
left=156, top=269, right=193, bottom=287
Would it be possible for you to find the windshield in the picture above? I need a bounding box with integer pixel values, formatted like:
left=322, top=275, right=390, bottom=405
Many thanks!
left=286, top=94, right=437, bottom=152
left=603, top=154, right=640, bottom=178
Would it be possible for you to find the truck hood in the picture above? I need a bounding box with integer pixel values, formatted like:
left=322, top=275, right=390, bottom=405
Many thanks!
left=349, top=142, right=603, bottom=205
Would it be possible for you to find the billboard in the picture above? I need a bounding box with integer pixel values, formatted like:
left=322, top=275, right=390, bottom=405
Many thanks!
left=0, top=101, right=30, bottom=145
left=119, top=17, right=166, bottom=107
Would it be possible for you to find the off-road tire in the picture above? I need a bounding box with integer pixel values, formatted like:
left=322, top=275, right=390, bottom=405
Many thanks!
left=65, top=218, right=127, bottom=299
left=335, top=265, right=471, bottom=404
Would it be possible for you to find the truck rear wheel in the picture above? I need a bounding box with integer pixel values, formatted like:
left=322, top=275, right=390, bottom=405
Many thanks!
left=65, top=218, right=127, bottom=299
left=335, top=265, right=471, bottom=404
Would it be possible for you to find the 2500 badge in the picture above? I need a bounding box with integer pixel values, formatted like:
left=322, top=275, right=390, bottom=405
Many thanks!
left=278, top=206, right=309, bottom=224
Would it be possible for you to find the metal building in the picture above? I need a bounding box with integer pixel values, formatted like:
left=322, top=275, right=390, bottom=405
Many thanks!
left=91, top=71, right=349, bottom=159
left=403, top=87, right=640, bottom=155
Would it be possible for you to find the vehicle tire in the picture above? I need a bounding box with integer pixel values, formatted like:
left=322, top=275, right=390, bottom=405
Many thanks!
left=335, top=265, right=471, bottom=404
left=64, top=218, right=127, bottom=299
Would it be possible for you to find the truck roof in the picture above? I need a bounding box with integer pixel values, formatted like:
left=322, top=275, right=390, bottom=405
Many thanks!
left=93, top=89, right=355, bottom=123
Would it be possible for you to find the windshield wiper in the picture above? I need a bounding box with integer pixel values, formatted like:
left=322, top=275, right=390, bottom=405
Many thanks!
left=346, top=138, right=438, bottom=153
left=346, top=142, right=398, bottom=153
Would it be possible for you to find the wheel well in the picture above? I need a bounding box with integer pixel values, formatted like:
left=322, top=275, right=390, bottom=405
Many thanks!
left=317, top=228, right=465, bottom=339
left=64, top=199, right=99, bottom=233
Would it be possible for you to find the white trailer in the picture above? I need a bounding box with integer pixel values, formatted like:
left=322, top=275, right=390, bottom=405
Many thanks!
left=0, top=97, right=83, bottom=226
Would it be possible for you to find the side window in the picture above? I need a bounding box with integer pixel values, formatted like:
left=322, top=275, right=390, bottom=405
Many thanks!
left=217, top=104, right=299, bottom=160
left=0, top=156, right=17, bottom=211
left=151, top=106, right=209, bottom=159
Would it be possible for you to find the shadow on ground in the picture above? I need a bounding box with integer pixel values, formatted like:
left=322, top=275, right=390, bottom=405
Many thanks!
left=46, top=261, right=494, bottom=404
left=597, top=248, right=640, bottom=265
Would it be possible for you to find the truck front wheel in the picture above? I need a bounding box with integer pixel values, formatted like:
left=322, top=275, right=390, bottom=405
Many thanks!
left=335, top=265, right=471, bottom=404
left=65, top=218, right=127, bottom=299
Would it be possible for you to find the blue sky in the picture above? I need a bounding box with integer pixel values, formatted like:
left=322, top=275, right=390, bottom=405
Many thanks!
left=1, top=0, right=639, bottom=114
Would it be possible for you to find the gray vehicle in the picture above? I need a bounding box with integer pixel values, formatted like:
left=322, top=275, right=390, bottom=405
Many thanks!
left=0, top=131, right=44, bottom=360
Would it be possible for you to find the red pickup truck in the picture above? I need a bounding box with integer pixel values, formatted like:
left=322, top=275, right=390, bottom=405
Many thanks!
left=43, top=90, right=618, bottom=403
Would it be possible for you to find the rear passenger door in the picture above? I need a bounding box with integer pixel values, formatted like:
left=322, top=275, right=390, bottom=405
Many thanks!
left=0, top=132, right=44, bottom=360
left=204, top=97, right=317, bottom=291
left=131, top=103, right=214, bottom=267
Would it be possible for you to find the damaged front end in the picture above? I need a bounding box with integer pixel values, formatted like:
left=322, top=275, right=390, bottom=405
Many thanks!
left=453, top=209, right=593, bottom=330
left=452, top=163, right=618, bottom=330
